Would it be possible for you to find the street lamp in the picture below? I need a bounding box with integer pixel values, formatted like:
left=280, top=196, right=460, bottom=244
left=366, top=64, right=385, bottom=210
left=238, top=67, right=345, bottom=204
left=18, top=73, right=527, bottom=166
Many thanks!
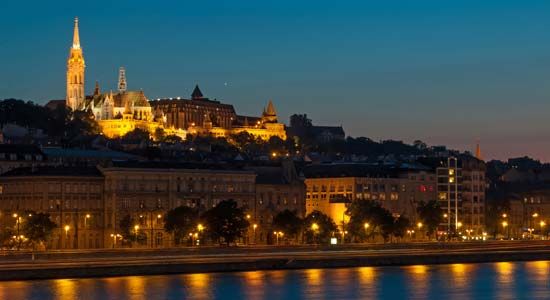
left=64, top=225, right=70, bottom=248
left=417, top=222, right=423, bottom=229
left=134, top=225, right=140, bottom=242
left=311, top=223, right=319, bottom=244
left=502, top=221, right=508, bottom=239
left=540, top=221, right=546, bottom=240
left=85, top=214, right=91, bottom=228
left=253, top=224, right=258, bottom=244
left=407, top=229, right=415, bottom=239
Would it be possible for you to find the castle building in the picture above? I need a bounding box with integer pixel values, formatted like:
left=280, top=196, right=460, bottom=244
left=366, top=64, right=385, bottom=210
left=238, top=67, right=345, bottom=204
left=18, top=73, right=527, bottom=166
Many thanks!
left=65, top=17, right=286, bottom=141
left=65, top=19, right=184, bottom=140
left=150, top=86, right=287, bottom=141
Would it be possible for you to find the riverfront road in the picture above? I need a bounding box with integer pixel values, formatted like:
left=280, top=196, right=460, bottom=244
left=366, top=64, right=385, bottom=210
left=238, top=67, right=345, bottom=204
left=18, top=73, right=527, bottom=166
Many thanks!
left=0, top=241, right=549, bottom=280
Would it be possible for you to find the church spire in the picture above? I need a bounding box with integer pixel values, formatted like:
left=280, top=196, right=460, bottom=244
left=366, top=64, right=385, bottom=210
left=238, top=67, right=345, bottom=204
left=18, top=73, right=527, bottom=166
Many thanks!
left=475, top=140, right=482, bottom=160
left=66, top=17, right=86, bottom=111
left=93, top=81, right=100, bottom=96
left=72, top=17, right=81, bottom=49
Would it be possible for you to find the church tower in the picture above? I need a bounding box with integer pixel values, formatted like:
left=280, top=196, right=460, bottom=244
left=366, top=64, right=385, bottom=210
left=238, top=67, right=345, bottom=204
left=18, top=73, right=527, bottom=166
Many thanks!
left=118, top=67, right=127, bottom=93
left=66, top=17, right=86, bottom=111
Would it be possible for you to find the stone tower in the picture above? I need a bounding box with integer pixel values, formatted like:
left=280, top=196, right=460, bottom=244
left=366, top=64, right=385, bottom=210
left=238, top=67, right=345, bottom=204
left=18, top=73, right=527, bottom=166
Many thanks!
left=66, top=17, right=86, bottom=111
left=118, top=67, right=127, bottom=93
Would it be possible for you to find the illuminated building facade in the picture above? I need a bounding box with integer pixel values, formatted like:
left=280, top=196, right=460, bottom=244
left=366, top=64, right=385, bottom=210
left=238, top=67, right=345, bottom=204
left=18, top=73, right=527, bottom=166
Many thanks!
left=303, top=164, right=437, bottom=230
left=151, top=86, right=287, bottom=141
left=0, top=161, right=305, bottom=248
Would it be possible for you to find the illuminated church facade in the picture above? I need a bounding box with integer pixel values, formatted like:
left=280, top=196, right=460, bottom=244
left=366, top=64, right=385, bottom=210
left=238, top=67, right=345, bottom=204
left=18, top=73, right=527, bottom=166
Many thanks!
left=66, top=18, right=286, bottom=141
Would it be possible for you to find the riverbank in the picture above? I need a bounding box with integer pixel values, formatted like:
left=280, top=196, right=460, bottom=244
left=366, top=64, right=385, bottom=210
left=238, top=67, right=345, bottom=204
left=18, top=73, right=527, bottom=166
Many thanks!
left=1, top=241, right=549, bottom=281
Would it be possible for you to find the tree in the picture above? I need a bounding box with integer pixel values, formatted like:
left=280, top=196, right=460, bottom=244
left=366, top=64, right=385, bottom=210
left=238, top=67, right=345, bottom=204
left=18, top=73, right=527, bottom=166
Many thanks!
left=164, top=206, right=198, bottom=245
left=272, top=209, right=302, bottom=242
left=346, top=200, right=394, bottom=242
left=417, top=200, right=444, bottom=239
left=201, top=200, right=250, bottom=245
left=119, top=214, right=146, bottom=245
left=389, top=215, right=411, bottom=241
left=22, top=212, right=57, bottom=250
left=303, top=210, right=337, bottom=244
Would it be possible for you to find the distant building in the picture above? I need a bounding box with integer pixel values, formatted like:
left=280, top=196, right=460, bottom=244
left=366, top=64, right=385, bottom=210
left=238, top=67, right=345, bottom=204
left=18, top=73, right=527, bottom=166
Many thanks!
left=0, top=144, right=46, bottom=174
left=0, top=160, right=307, bottom=249
left=245, top=161, right=306, bottom=244
left=302, top=163, right=437, bottom=233
left=0, top=166, right=105, bottom=249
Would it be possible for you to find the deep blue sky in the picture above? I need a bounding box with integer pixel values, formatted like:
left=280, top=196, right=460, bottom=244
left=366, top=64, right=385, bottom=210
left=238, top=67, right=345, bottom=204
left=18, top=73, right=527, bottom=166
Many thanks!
left=2, top=1, right=550, bottom=161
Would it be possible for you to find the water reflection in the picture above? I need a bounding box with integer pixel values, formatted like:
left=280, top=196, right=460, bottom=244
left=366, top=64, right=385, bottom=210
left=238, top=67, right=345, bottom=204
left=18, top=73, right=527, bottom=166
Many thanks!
left=184, top=273, right=211, bottom=299
left=357, top=267, right=377, bottom=298
left=406, top=265, right=429, bottom=299
left=0, top=261, right=549, bottom=300
left=54, top=279, right=77, bottom=300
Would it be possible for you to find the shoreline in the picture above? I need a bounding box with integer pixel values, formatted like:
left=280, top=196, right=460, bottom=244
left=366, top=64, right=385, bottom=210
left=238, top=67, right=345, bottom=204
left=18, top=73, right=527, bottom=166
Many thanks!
left=1, top=243, right=550, bottom=281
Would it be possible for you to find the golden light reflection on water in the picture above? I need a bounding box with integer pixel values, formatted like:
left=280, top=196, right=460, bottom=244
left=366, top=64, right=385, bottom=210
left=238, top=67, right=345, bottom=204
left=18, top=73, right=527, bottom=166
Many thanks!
left=243, top=271, right=265, bottom=300
left=496, top=262, right=514, bottom=284
left=358, top=266, right=376, bottom=284
left=406, top=265, right=429, bottom=299
left=54, top=279, right=77, bottom=300
left=450, top=263, right=472, bottom=289
left=125, top=276, right=145, bottom=298
left=303, top=269, right=325, bottom=297
left=495, top=261, right=515, bottom=300
left=526, top=261, right=549, bottom=279
left=185, top=273, right=211, bottom=298
left=358, top=267, right=377, bottom=299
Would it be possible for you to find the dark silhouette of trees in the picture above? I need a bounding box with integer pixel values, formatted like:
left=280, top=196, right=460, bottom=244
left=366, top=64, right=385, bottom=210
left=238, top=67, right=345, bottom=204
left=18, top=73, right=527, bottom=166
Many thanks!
left=417, top=200, right=444, bottom=239
left=164, top=206, right=198, bottom=245
left=202, top=200, right=250, bottom=245
left=22, top=212, right=57, bottom=250
left=303, top=210, right=337, bottom=244
left=272, top=209, right=302, bottom=242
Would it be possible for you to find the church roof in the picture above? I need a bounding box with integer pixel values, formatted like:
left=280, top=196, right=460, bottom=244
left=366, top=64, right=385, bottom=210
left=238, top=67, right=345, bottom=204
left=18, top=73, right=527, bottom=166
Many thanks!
left=265, top=100, right=277, bottom=116
left=191, top=85, right=204, bottom=100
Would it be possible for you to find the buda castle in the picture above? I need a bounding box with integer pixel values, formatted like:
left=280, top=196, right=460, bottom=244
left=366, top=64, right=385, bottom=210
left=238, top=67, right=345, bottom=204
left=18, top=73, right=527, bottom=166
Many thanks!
left=65, top=18, right=286, bottom=141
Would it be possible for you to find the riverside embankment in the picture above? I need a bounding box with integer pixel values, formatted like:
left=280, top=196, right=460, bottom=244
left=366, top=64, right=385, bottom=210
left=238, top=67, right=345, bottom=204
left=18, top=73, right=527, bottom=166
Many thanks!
left=0, top=241, right=549, bottom=281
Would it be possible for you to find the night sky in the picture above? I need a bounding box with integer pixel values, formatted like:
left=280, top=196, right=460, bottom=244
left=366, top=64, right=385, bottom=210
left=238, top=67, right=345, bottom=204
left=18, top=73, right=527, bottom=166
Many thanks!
left=2, top=1, right=550, bottom=161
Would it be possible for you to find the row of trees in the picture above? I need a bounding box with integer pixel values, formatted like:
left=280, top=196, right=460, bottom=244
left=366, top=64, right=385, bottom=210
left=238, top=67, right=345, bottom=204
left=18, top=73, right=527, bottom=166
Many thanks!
left=0, top=212, right=57, bottom=250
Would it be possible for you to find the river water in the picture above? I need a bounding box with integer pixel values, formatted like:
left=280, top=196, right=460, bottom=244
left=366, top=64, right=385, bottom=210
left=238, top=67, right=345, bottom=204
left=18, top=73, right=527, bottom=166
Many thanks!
left=1, top=261, right=549, bottom=299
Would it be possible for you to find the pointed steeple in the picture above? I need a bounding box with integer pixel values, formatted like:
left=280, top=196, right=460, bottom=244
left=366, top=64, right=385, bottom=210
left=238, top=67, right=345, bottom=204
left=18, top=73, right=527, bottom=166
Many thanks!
left=66, top=17, right=85, bottom=111
left=191, top=85, right=204, bottom=100
left=93, top=81, right=100, bottom=96
left=266, top=100, right=277, bottom=116
left=72, top=17, right=81, bottom=49
left=475, top=140, right=482, bottom=160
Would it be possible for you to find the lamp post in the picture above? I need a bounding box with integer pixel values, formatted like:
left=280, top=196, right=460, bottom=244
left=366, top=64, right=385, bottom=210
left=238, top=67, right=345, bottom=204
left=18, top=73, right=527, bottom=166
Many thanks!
left=134, top=225, right=140, bottom=244
left=13, top=213, right=21, bottom=250
left=64, top=225, right=70, bottom=249
left=85, top=214, right=91, bottom=229
left=253, top=224, right=257, bottom=244
left=502, top=221, right=508, bottom=239
left=311, top=223, right=319, bottom=245
left=407, top=229, right=415, bottom=240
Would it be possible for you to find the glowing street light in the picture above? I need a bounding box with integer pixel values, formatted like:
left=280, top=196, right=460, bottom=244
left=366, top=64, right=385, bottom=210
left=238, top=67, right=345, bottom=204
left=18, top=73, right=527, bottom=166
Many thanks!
left=417, top=222, right=423, bottom=229
left=253, top=224, right=258, bottom=244
left=85, top=213, right=91, bottom=228
left=64, top=225, right=70, bottom=238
